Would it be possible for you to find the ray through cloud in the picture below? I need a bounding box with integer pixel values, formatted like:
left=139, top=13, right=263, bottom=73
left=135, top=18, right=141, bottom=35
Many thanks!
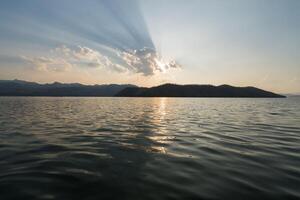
left=14, top=0, right=180, bottom=76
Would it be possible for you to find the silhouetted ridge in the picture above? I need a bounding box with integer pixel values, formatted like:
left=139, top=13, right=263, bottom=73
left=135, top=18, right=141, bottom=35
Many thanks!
left=0, top=80, right=136, bottom=96
left=116, top=84, right=285, bottom=98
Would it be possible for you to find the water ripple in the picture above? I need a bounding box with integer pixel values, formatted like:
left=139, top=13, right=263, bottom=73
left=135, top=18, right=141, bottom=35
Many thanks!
left=0, top=97, right=299, bottom=199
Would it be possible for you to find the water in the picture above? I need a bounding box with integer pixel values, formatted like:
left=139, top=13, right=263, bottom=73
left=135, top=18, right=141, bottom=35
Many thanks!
left=0, top=97, right=300, bottom=199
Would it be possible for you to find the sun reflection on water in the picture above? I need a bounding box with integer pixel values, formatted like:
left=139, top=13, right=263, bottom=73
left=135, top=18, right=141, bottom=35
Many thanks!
left=148, top=98, right=169, bottom=154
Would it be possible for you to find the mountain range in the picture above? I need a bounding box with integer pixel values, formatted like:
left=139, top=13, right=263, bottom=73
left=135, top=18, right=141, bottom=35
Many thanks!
left=116, top=83, right=285, bottom=98
left=0, top=79, right=136, bottom=96
left=0, top=80, right=285, bottom=98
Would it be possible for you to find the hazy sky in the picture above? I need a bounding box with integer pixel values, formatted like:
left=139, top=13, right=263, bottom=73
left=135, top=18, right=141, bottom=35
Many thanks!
left=0, top=0, right=299, bottom=93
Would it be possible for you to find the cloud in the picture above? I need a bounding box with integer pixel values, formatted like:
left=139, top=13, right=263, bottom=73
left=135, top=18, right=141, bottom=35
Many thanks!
left=58, top=46, right=117, bottom=69
left=119, top=47, right=181, bottom=76
left=22, top=45, right=181, bottom=76
left=22, top=56, right=72, bottom=72
left=22, top=45, right=125, bottom=73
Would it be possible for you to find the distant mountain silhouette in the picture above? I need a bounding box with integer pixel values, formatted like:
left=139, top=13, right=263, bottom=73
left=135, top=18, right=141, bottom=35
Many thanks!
left=0, top=80, right=136, bottom=96
left=116, top=84, right=285, bottom=98
left=0, top=80, right=285, bottom=97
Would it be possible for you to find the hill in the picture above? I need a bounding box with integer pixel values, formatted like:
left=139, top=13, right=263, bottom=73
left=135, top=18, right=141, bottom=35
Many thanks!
left=116, top=84, right=285, bottom=98
left=0, top=80, right=136, bottom=96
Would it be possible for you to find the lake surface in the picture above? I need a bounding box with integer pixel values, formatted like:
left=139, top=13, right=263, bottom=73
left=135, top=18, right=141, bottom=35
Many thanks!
left=0, top=97, right=299, bottom=199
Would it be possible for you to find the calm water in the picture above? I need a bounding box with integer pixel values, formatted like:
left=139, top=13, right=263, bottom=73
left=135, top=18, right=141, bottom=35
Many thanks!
left=0, top=97, right=300, bottom=199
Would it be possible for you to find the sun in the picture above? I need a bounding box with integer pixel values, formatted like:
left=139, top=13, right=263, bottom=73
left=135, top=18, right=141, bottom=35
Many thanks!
left=155, top=59, right=167, bottom=73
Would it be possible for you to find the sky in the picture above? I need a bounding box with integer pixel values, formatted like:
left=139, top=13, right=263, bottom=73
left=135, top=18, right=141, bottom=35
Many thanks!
left=0, top=0, right=299, bottom=93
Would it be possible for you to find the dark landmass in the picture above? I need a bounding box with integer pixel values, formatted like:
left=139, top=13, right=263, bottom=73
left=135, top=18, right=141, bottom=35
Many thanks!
left=116, top=83, right=285, bottom=98
left=0, top=79, right=136, bottom=96
left=0, top=80, right=285, bottom=97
